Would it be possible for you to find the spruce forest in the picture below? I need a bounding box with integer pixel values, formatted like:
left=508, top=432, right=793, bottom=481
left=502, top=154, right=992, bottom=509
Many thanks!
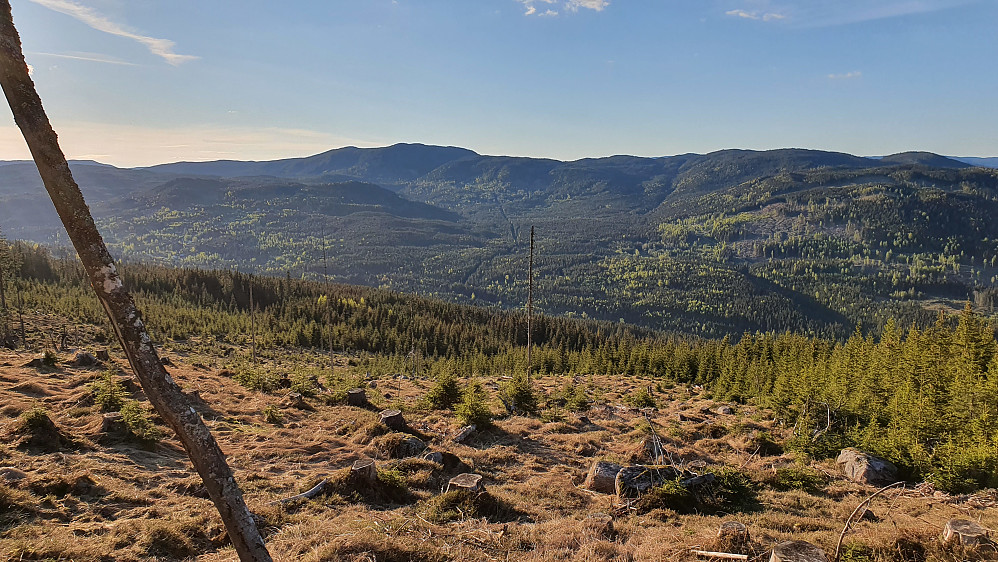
left=3, top=240, right=996, bottom=492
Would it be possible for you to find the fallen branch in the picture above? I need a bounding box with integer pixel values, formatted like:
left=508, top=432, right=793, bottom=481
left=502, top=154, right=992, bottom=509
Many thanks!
left=268, top=478, right=329, bottom=505
left=691, top=550, right=749, bottom=560
left=834, top=481, right=905, bottom=562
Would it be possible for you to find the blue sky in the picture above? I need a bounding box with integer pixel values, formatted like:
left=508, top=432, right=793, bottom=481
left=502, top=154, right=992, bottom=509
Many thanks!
left=0, top=0, right=995, bottom=166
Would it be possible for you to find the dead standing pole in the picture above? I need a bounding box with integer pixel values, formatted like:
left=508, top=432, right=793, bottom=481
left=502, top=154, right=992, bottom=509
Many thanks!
left=526, top=225, right=534, bottom=384
left=0, top=4, right=273, bottom=560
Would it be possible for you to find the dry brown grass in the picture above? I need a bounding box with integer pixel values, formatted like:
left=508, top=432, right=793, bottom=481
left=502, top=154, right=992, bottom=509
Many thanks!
left=1, top=345, right=997, bottom=561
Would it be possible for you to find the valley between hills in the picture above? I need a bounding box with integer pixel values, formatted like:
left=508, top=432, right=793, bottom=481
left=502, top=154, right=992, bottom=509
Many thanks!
left=2, top=144, right=997, bottom=337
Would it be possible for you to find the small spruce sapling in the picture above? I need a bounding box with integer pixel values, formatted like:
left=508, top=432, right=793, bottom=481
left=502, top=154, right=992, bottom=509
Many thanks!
left=456, top=380, right=493, bottom=427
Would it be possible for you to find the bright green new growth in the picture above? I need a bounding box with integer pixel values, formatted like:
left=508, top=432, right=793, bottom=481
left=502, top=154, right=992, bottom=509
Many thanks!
left=120, top=401, right=161, bottom=444
left=424, top=369, right=461, bottom=410
left=499, top=372, right=539, bottom=415
left=92, top=369, right=125, bottom=412
left=456, top=380, right=493, bottom=427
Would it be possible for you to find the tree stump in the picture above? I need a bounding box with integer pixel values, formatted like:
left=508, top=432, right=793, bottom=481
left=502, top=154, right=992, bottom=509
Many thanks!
left=446, top=473, right=484, bottom=494
left=100, top=412, right=124, bottom=434
left=584, top=512, right=615, bottom=539
left=769, top=541, right=828, bottom=562
left=718, top=521, right=750, bottom=550
left=380, top=409, right=407, bottom=431
left=347, top=388, right=368, bottom=406
left=350, top=458, right=377, bottom=485
left=452, top=424, right=476, bottom=443
left=71, top=351, right=97, bottom=367
left=95, top=349, right=110, bottom=362
left=283, top=392, right=305, bottom=409
left=943, top=519, right=989, bottom=546
left=583, top=460, right=623, bottom=494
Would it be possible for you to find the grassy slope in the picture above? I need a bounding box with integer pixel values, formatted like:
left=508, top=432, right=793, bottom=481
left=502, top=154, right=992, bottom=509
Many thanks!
left=1, top=322, right=995, bottom=561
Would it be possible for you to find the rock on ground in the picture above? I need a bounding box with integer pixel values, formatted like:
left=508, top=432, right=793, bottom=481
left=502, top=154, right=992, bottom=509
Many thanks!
left=836, top=448, right=898, bottom=486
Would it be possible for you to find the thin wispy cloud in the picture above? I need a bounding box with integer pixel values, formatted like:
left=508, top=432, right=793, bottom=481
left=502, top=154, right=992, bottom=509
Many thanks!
left=798, top=0, right=978, bottom=26
left=725, top=0, right=978, bottom=27
left=517, top=0, right=608, bottom=16
left=828, top=71, right=862, bottom=79
left=28, top=51, right=138, bottom=66
left=726, top=9, right=786, bottom=21
left=28, top=0, right=197, bottom=65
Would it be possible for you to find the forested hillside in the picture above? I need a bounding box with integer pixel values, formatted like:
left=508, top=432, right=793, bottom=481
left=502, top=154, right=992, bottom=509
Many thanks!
left=2, top=243, right=996, bottom=492
left=1, top=145, right=997, bottom=337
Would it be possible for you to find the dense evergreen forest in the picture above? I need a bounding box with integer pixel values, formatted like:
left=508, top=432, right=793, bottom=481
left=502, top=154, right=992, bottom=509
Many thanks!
left=1, top=240, right=996, bottom=492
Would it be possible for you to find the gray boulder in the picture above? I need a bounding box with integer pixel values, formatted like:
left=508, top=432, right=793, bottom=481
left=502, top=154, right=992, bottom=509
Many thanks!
left=836, top=448, right=898, bottom=486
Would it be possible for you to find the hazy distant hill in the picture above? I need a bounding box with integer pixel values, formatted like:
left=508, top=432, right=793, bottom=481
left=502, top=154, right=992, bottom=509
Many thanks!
left=142, top=143, right=479, bottom=185
left=952, top=156, right=998, bottom=168
left=878, top=152, right=971, bottom=168
left=1, top=145, right=997, bottom=337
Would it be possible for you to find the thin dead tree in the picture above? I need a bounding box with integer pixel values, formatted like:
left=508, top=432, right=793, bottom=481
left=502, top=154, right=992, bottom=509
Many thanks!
left=320, top=225, right=333, bottom=368
left=526, top=225, right=534, bottom=383
left=249, top=274, right=257, bottom=364
left=0, top=4, right=272, bottom=561
left=0, top=236, right=8, bottom=342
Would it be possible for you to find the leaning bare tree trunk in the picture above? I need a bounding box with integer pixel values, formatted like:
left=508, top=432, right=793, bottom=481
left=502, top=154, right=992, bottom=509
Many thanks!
left=0, top=4, right=272, bottom=561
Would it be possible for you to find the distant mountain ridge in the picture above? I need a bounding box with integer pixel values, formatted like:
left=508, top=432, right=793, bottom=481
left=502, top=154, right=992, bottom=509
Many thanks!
left=1, top=143, right=997, bottom=337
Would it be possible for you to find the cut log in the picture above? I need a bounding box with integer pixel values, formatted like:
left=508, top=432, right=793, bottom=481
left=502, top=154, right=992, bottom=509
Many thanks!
left=692, top=551, right=749, bottom=561
left=942, top=519, right=989, bottom=546
left=769, top=541, right=828, bottom=562
left=346, top=388, right=368, bottom=407
left=446, top=473, right=484, bottom=493
left=584, top=512, right=615, bottom=539
left=583, top=460, right=623, bottom=494
left=380, top=409, right=407, bottom=431
left=350, top=458, right=377, bottom=485
left=452, top=424, right=476, bottom=443
left=615, top=464, right=686, bottom=498
left=682, top=473, right=716, bottom=487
